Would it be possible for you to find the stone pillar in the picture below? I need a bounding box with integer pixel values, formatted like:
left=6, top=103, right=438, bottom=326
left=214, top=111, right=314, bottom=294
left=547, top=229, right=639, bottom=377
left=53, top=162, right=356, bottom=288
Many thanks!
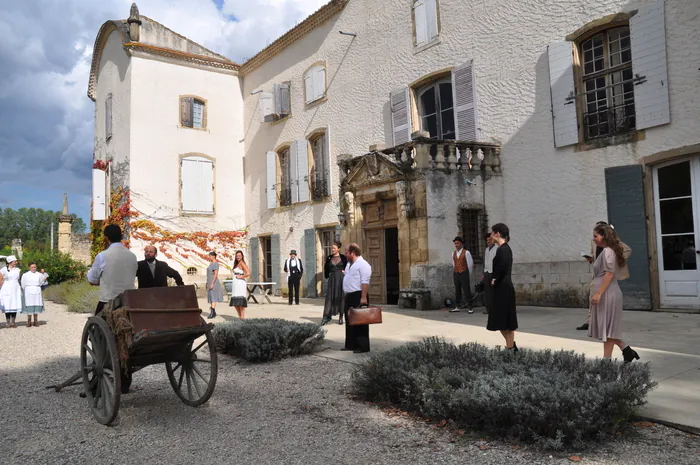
left=58, top=194, right=74, bottom=254
left=128, top=3, right=142, bottom=42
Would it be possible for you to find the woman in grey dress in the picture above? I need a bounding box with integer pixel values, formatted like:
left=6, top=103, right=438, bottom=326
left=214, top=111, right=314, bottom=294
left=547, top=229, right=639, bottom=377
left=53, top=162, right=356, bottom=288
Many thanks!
left=589, top=224, right=640, bottom=363
left=206, top=252, right=224, bottom=319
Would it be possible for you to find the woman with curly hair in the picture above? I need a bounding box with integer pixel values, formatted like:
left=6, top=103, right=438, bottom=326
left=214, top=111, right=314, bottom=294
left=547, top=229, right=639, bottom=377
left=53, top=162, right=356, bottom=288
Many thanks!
left=589, top=223, right=639, bottom=363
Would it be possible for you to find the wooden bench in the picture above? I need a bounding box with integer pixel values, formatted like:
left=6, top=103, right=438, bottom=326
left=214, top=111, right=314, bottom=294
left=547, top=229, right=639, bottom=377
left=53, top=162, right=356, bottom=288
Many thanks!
left=222, top=281, right=276, bottom=304
left=399, top=288, right=432, bottom=310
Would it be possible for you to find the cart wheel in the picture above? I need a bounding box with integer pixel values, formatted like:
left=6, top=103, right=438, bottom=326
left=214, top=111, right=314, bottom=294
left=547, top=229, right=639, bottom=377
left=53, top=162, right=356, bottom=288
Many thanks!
left=165, top=320, right=218, bottom=407
left=80, top=316, right=121, bottom=426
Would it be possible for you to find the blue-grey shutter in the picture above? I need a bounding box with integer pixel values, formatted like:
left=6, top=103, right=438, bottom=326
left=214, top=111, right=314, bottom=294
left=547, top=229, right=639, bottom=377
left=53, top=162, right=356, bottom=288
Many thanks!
left=249, top=237, right=259, bottom=282
left=605, top=165, right=652, bottom=310
left=304, top=229, right=317, bottom=298
left=271, top=234, right=281, bottom=293
left=630, top=0, right=670, bottom=130
left=547, top=40, right=579, bottom=147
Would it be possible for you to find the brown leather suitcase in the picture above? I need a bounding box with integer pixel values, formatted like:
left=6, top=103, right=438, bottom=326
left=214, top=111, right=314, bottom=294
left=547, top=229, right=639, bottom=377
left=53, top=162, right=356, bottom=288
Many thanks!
left=348, top=305, right=383, bottom=326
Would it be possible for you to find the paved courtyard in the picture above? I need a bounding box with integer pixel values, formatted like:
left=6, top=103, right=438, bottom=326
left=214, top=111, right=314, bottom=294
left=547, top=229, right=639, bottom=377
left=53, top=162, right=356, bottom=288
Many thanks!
left=0, top=299, right=698, bottom=464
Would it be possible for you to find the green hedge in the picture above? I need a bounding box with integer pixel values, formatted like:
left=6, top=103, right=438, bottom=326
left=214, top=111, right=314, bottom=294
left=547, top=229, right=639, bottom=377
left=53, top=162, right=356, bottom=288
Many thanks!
left=214, top=318, right=325, bottom=362
left=352, top=337, right=656, bottom=449
left=44, top=281, right=98, bottom=313
left=20, top=249, right=87, bottom=284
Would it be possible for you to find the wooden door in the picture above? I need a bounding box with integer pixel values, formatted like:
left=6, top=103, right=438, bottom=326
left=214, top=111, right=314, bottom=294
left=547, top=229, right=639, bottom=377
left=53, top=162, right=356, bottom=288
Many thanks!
left=365, top=229, right=385, bottom=304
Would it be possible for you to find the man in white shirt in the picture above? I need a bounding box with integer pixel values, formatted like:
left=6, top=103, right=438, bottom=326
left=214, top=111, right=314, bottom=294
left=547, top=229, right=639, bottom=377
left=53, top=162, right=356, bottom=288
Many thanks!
left=342, top=243, right=372, bottom=353
left=450, top=236, right=474, bottom=313
left=87, top=224, right=138, bottom=315
left=283, top=250, right=303, bottom=305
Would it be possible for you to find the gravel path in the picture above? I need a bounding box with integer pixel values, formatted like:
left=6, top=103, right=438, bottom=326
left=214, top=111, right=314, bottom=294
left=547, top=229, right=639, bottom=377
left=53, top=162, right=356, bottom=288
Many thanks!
left=0, top=302, right=698, bottom=464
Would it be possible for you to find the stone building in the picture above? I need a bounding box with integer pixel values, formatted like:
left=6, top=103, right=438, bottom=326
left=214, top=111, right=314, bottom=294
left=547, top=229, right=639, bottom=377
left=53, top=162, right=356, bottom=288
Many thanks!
left=57, top=195, right=92, bottom=265
left=89, top=1, right=700, bottom=311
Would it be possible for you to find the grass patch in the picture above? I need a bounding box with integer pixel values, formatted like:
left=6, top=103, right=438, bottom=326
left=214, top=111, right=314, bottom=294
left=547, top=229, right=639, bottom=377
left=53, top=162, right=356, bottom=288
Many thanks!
left=351, top=337, right=656, bottom=450
left=44, top=281, right=98, bottom=314
left=213, top=318, right=325, bottom=363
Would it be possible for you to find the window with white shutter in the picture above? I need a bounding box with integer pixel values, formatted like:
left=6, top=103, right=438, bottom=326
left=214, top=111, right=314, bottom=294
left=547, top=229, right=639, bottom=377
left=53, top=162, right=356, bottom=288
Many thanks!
left=548, top=40, right=579, bottom=147
left=390, top=88, right=412, bottom=146
left=266, top=151, right=277, bottom=209
left=181, top=155, right=214, bottom=214
left=259, top=92, right=274, bottom=123
left=277, top=148, right=292, bottom=207
left=92, top=169, right=107, bottom=221
left=180, top=96, right=207, bottom=129
left=417, top=77, right=456, bottom=140
left=452, top=62, right=479, bottom=141
left=105, top=94, right=113, bottom=140
left=310, top=129, right=332, bottom=200
left=304, top=64, right=326, bottom=105
left=295, top=139, right=310, bottom=203
left=413, top=0, right=439, bottom=48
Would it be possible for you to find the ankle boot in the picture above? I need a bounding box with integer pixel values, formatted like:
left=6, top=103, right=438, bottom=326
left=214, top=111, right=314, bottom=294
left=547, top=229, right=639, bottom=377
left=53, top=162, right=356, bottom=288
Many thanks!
left=513, top=341, right=519, bottom=353
left=207, top=307, right=216, bottom=319
left=622, top=346, right=640, bottom=363
left=27, top=318, right=32, bottom=328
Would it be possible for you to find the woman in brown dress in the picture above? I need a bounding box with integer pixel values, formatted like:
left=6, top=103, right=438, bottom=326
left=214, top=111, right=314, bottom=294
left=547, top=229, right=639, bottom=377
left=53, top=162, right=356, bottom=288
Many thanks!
left=589, top=224, right=640, bottom=362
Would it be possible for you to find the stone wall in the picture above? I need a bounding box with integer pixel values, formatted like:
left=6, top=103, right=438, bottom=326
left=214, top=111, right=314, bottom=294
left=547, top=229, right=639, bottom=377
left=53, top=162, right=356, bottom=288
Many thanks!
left=71, top=234, right=93, bottom=265
left=410, top=262, right=484, bottom=309
left=512, top=261, right=592, bottom=308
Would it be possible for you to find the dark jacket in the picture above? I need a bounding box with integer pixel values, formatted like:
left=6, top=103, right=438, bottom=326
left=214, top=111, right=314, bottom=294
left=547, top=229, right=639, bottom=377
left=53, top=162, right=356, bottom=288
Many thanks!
left=284, top=257, right=304, bottom=276
left=136, top=259, right=185, bottom=288
left=324, top=254, right=348, bottom=279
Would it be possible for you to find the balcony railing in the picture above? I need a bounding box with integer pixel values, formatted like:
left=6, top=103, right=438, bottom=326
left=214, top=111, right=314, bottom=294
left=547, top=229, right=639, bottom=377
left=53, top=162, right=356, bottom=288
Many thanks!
left=311, top=174, right=329, bottom=200
left=278, top=186, right=292, bottom=207
left=381, top=137, right=502, bottom=174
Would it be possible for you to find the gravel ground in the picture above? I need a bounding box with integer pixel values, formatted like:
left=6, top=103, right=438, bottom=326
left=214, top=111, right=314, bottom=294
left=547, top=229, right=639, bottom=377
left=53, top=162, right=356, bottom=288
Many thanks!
left=0, top=302, right=698, bottom=465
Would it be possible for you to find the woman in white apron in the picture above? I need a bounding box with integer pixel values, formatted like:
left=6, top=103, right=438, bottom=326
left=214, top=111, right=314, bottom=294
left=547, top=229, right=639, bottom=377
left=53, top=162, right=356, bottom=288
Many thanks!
left=1, top=255, right=23, bottom=328
left=228, top=250, right=250, bottom=319
left=22, top=262, right=48, bottom=327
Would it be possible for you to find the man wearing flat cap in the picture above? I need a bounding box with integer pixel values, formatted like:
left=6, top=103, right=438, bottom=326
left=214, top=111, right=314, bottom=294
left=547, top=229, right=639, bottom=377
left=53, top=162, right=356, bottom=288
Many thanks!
left=283, top=249, right=303, bottom=305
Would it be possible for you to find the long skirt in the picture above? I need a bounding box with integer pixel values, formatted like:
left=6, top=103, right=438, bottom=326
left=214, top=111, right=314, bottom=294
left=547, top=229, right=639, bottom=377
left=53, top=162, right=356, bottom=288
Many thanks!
left=323, top=270, right=344, bottom=318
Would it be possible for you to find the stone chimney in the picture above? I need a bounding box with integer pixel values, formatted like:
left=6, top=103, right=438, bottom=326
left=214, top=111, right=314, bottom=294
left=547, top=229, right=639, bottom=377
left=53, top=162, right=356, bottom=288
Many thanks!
left=128, top=3, right=142, bottom=42
left=58, top=193, right=74, bottom=254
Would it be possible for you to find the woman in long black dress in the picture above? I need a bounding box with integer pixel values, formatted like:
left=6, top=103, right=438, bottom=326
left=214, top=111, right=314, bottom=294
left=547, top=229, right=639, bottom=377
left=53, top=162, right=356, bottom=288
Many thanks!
left=487, top=223, right=519, bottom=351
left=322, top=241, right=347, bottom=325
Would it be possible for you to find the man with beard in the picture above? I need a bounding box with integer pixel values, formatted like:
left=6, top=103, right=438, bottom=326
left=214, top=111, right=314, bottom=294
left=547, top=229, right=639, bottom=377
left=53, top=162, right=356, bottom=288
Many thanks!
left=136, top=245, right=185, bottom=288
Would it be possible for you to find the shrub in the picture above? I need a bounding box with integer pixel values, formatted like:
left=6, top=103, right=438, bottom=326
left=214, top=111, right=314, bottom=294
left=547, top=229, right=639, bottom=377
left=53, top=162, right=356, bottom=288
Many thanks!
left=43, top=281, right=74, bottom=304
left=20, top=249, right=88, bottom=284
left=44, top=281, right=98, bottom=313
left=352, top=337, right=656, bottom=449
left=214, top=318, right=325, bottom=362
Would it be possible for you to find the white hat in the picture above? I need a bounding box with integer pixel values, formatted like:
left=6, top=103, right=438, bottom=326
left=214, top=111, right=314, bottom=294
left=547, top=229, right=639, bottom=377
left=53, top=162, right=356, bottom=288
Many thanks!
left=6, top=255, right=17, bottom=263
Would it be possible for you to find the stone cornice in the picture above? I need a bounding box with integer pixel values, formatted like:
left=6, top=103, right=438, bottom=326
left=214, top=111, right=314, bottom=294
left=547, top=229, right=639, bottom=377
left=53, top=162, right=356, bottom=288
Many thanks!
left=240, top=0, right=349, bottom=76
left=125, top=43, right=240, bottom=72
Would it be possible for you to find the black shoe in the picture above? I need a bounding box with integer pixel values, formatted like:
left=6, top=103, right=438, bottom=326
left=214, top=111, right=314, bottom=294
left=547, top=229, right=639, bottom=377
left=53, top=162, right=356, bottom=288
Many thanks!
left=353, top=349, right=369, bottom=354
left=321, top=318, right=329, bottom=326
left=207, top=308, right=216, bottom=319
left=338, top=319, right=344, bottom=325
left=576, top=323, right=589, bottom=331
left=622, top=346, right=640, bottom=363
left=121, top=373, right=132, bottom=394
left=341, top=348, right=353, bottom=352
left=513, top=342, right=519, bottom=353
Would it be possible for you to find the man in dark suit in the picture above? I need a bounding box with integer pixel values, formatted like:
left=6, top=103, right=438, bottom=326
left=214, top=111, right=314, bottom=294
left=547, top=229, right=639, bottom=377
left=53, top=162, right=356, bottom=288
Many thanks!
left=136, top=245, right=185, bottom=288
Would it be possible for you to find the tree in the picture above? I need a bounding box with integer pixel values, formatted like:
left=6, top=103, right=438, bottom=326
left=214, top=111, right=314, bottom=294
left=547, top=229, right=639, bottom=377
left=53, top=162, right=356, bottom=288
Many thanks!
left=0, top=207, right=86, bottom=248
left=20, top=249, right=88, bottom=284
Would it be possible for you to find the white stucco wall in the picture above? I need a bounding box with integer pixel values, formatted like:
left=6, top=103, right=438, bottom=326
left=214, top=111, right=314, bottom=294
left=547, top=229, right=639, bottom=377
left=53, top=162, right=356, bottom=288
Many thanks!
left=128, top=56, right=245, bottom=275
left=242, top=0, right=700, bottom=268
left=94, top=30, right=132, bottom=188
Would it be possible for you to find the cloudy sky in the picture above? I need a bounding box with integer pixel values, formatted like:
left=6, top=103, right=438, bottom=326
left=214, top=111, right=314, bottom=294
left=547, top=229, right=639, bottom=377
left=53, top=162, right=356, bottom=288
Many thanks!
left=0, top=0, right=328, bottom=224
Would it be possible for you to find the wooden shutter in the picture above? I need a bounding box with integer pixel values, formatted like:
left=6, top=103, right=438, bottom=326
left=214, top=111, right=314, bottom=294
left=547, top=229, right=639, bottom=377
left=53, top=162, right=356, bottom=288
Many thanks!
left=630, top=0, right=670, bottom=130
left=604, top=165, right=652, bottom=309
left=92, top=169, right=107, bottom=221
left=271, top=234, right=281, bottom=293
left=547, top=41, right=579, bottom=147
left=199, top=159, right=214, bottom=213
left=259, top=92, right=274, bottom=123
left=274, top=83, right=291, bottom=116
left=249, top=237, right=259, bottom=282
left=391, top=88, right=412, bottom=146
left=425, top=0, right=438, bottom=42
left=266, top=151, right=277, bottom=209
left=304, top=70, right=315, bottom=104
left=452, top=61, right=479, bottom=141
left=296, top=139, right=310, bottom=203
left=304, top=229, right=317, bottom=298
left=105, top=94, right=113, bottom=139
left=314, top=66, right=326, bottom=101
left=180, top=97, right=193, bottom=127
left=181, top=157, right=199, bottom=212
left=324, top=127, right=332, bottom=197
left=413, top=0, right=427, bottom=46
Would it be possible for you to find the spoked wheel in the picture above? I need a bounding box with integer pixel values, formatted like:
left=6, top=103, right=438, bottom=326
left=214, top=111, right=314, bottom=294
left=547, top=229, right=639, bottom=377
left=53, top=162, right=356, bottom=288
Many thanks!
left=165, top=321, right=218, bottom=407
left=80, top=317, right=121, bottom=426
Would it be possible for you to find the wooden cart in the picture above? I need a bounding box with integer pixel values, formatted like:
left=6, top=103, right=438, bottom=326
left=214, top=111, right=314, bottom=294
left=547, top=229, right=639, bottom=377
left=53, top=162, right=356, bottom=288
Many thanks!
left=48, top=286, right=218, bottom=426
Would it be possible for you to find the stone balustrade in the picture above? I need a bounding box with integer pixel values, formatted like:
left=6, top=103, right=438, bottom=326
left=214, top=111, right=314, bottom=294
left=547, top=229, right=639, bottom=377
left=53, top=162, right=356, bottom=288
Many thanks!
left=381, top=137, right=502, bottom=175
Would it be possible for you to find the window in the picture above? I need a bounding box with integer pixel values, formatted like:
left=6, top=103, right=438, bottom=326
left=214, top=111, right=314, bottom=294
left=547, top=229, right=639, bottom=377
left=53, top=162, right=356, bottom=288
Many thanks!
left=180, top=155, right=215, bottom=215
left=304, top=64, right=326, bottom=105
left=417, top=77, right=455, bottom=140
left=459, top=208, right=487, bottom=261
left=413, top=0, right=439, bottom=48
left=261, top=236, right=273, bottom=282
left=310, top=133, right=330, bottom=200
left=105, top=94, right=113, bottom=140
left=320, top=229, right=340, bottom=258
left=186, top=267, right=197, bottom=276
left=180, top=96, right=207, bottom=129
left=579, top=27, right=635, bottom=140
left=260, top=83, right=291, bottom=123
left=278, top=148, right=292, bottom=207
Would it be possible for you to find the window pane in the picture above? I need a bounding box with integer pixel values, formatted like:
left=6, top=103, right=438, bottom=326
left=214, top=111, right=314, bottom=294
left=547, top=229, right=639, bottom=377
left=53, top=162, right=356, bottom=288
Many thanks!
left=420, top=87, right=437, bottom=116
left=439, top=83, right=453, bottom=110
left=660, top=198, right=695, bottom=235
left=658, top=161, right=692, bottom=199
left=662, top=235, right=697, bottom=271
left=440, top=109, right=455, bottom=140
left=423, top=114, right=439, bottom=139
left=192, top=101, right=204, bottom=128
